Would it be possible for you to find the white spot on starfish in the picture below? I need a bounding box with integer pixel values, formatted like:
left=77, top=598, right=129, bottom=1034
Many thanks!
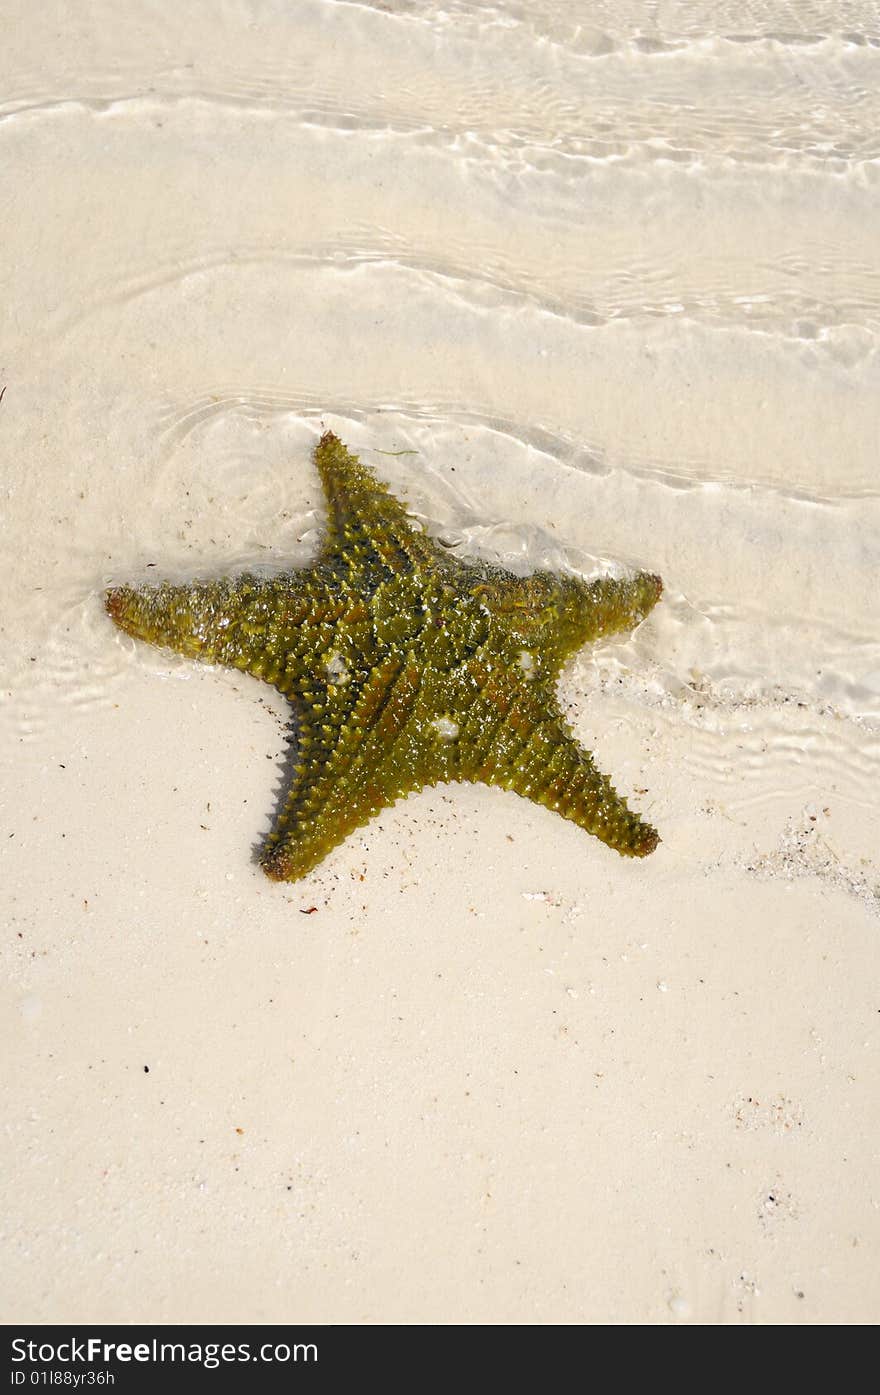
left=431, top=716, right=459, bottom=742
left=325, top=651, right=350, bottom=685
left=517, top=649, right=536, bottom=678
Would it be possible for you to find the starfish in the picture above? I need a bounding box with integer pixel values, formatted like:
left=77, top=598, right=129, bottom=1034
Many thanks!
left=106, top=431, right=662, bottom=881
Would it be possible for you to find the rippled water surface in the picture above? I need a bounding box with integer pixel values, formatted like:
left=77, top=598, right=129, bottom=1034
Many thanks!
left=2, top=0, right=879, bottom=1324
left=4, top=0, right=879, bottom=835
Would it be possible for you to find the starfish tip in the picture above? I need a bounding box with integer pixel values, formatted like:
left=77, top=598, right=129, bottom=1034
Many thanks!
left=633, top=825, right=660, bottom=857
left=105, top=586, right=126, bottom=623
left=260, top=846, right=295, bottom=882
left=638, top=572, right=663, bottom=616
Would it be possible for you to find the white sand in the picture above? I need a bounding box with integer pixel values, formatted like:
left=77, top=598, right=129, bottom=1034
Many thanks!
left=2, top=1, right=879, bottom=1324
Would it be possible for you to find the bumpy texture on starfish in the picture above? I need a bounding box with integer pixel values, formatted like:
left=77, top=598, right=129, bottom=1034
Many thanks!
left=107, top=432, right=662, bottom=880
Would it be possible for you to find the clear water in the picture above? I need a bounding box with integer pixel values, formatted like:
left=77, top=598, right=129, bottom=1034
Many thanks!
left=2, top=1, right=878, bottom=855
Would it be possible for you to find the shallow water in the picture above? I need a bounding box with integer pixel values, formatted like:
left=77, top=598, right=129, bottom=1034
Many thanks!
left=2, top=0, right=879, bottom=1325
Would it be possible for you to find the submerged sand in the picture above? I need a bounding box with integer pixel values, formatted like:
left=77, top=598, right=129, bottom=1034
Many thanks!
left=1, top=1, right=879, bottom=1324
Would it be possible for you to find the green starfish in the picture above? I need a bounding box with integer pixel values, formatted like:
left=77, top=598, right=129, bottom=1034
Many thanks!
left=106, top=431, right=662, bottom=880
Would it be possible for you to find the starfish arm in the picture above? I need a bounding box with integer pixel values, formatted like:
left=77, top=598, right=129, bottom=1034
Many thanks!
left=105, top=571, right=338, bottom=682
left=471, top=568, right=663, bottom=669
left=262, top=649, right=425, bottom=880
left=438, top=665, right=659, bottom=857
left=483, top=712, right=659, bottom=858
left=573, top=571, right=663, bottom=648
left=315, top=431, right=437, bottom=578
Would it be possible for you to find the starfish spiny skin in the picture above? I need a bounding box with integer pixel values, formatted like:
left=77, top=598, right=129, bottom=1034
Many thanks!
left=106, top=431, right=663, bottom=881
